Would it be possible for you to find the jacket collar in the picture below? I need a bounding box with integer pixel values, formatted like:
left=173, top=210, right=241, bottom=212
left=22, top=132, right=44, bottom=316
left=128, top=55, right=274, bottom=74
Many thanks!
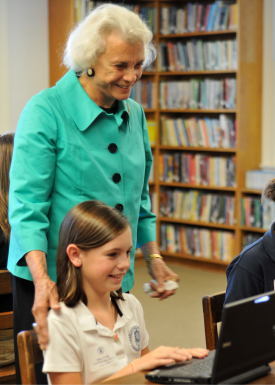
left=263, top=221, right=275, bottom=262
left=56, top=70, right=129, bottom=132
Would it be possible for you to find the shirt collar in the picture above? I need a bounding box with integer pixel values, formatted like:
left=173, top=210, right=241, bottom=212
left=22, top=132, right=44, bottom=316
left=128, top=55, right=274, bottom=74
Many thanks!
left=73, top=299, right=133, bottom=333
left=56, top=70, right=130, bottom=132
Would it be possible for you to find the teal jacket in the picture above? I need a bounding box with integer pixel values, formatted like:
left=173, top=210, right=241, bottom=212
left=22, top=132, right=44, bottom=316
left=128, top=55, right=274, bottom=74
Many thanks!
left=8, top=70, right=156, bottom=292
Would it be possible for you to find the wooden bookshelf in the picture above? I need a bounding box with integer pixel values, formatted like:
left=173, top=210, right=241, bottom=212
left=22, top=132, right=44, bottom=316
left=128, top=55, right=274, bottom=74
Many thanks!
left=48, top=0, right=263, bottom=267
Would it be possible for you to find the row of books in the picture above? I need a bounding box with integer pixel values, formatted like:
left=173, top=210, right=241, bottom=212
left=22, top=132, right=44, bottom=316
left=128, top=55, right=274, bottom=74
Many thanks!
left=160, top=189, right=235, bottom=225
left=240, top=197, right=275, bottom=230
left=159, top=78, right=236, bottom=110
left=160, top=2, right=238, bottom=35
left=160, top=115, right=236, bottom=149
left=75, top=1, right=157, bottom=32
left=160, top=224, right=234, bottom=261
left=245, top=170, right=275, bottom=190
left=130, top=81, right=156, bottom=109
left=242, top=233, right=261, bottom=249
left=159, top=153, right=236, bottom=187
left=132, top=5, right=157, bottom=34
left=158, top=39, right=237, bottom=72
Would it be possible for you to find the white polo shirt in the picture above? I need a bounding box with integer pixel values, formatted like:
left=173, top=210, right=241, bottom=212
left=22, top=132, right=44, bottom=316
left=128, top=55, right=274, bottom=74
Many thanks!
left=43, top=293, right=149, bottom=384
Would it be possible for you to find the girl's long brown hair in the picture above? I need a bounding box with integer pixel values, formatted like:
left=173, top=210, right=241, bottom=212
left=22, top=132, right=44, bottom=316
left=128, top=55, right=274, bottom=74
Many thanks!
left=56, top=200, right=130, bottom=307
left=0, top=133, right=15, bottom=242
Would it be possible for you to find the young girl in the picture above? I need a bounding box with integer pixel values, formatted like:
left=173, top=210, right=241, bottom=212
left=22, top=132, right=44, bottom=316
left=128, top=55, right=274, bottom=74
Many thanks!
left=43, top=200, right=208, bottom=384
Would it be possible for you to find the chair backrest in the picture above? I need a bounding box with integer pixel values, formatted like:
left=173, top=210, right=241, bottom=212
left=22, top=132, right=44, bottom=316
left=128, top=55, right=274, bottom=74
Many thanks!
left=0, top=270, right=13, bottom=330
left=202, top=291, right=226, bottom=351
left=0, top=269, right=16, bottom=384
left=17, top=330, right=43, bottom=385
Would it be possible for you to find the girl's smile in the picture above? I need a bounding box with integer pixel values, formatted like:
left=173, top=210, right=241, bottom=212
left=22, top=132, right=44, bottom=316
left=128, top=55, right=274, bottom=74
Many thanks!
left=78, top=226, right=132, bottom=297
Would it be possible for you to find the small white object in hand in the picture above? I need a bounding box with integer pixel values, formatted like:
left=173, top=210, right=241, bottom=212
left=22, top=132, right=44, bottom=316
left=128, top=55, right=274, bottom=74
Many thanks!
left=143, top=279, right=179, bottom=295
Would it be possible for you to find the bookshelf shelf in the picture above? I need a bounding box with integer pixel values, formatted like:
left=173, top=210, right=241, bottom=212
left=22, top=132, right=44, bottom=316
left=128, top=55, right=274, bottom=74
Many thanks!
left=240, top=188, right=262, bottom=195
left=159, top=109, right=237, bottom=113
left=159, top=182, right=237, bottom=191
left=157, top=30, right=237, bottom=38
left=49, top=0, right=263, bottom=268
left=144, top=108, right=156, bottom=113
left=161, top=251, right=229, bottom=266
left=159, top=216, right=236, bottom=230
left=159, top=146, right=236, bottom=153
left=158, top=70, right=237, bottom=76
left=239, top=226, right=266, bottom=233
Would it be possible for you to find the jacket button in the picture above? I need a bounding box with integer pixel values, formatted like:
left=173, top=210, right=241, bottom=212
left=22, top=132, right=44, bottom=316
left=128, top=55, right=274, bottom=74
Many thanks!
left=115, top=204, right=124, bottom=212
left=112, top=173, right=121, bottom=183
left=108, top=143, right=118, bottom=153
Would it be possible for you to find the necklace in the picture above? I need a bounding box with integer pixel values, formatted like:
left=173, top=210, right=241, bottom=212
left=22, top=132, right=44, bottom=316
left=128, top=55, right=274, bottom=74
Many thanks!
left=94, top=300, right=119, bottom=341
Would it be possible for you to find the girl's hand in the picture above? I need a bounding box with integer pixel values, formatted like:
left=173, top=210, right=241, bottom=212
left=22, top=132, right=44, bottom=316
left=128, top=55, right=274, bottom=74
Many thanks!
left=185, top=348, right=210, bottom=359
left=135, top=346, right=209, bottom=372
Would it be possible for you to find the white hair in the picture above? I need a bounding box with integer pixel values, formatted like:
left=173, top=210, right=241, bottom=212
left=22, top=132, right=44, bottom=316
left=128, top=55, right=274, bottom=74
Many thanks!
left=63, top=4, right=157, bottom=72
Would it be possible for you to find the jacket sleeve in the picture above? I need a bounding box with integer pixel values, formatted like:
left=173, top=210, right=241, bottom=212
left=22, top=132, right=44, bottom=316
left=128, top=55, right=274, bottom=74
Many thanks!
left=224, top=263, right=264, bottom=305
left=8, top=94, right=57, bottom=266
left=136, top=106, right=156, bottom=248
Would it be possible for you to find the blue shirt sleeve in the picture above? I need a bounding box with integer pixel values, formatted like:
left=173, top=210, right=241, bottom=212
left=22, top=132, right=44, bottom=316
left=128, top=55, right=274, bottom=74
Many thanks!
left=225, top=263, right=264, bottom=305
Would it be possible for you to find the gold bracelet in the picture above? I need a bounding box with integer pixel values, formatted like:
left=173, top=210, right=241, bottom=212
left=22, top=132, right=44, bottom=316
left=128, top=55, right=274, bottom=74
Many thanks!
left=146, top=254, right=163, bottom=264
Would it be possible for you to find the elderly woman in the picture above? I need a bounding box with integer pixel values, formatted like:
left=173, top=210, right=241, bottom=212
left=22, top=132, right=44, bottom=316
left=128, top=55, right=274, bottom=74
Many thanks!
left=8, top=4, right=179, bottom=384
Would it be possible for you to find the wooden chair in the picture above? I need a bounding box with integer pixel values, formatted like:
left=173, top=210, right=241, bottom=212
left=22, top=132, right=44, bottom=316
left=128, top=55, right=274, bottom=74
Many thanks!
left=0, top=270, right=16, bottom=385
left=202, top=291, right=226, bottom=351
left=17, top=330, right=43, bottom=385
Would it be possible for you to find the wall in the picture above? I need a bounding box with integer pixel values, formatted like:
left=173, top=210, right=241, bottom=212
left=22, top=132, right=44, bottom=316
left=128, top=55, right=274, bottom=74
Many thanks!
left=0, top=0, right=49, bottom=134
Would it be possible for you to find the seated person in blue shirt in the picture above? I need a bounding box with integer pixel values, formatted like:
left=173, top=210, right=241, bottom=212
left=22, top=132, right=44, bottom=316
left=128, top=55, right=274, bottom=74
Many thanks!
left=225, top=178, right=275, bottom=305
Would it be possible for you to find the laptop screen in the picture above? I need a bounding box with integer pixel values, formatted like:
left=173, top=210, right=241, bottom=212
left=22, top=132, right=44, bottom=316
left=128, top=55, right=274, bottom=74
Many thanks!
left=212, top=291, right=275, bottom=384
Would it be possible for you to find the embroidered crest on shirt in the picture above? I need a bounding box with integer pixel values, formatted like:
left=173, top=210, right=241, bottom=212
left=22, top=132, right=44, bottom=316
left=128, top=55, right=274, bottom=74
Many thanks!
left=128, top=325, right=140, bottom=351
left=97, top=347, right=104, bottom=354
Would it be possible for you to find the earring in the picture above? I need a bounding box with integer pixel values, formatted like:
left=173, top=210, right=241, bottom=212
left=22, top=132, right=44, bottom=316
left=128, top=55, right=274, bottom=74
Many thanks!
left=86, top=68, right=95, bottom=77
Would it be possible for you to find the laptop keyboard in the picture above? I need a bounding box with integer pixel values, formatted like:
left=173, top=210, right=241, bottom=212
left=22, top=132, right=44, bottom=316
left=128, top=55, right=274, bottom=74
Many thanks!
left=162, top=357, right=214, bottom=378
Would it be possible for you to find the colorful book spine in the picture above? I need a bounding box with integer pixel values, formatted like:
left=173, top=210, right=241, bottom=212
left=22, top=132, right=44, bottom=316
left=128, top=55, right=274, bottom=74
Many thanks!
left=240, top=197, right=275, bottom=229
left=160, top=189, right=235, bottom=225
left=159, top=224, right=234, bottom=261
left=159, top=153, right=236, bottom=187
left=160, top=115, right=236, bottom=148
left=159, top=79, right=236, bottom=110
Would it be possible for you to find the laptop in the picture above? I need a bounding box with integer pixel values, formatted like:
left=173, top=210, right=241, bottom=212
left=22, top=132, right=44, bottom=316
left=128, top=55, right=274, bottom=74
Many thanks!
left=146, top=291, right=275, bottom=384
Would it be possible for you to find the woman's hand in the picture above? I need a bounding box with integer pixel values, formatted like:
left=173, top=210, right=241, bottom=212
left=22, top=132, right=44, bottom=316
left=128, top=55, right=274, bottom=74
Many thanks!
left=25, top=250, right=60, bottom=350
left=32, top=276, right=60, bottom=350
left=135, top=346, right=209, bottom=372
left=148, top=258, right=180, bottom=300
left=140, top=241, right=180, bottom=300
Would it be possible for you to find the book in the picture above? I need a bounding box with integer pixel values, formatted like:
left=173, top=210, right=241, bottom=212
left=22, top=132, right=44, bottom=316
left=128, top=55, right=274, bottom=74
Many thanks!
left=147, top=120, right=157, bottom=145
